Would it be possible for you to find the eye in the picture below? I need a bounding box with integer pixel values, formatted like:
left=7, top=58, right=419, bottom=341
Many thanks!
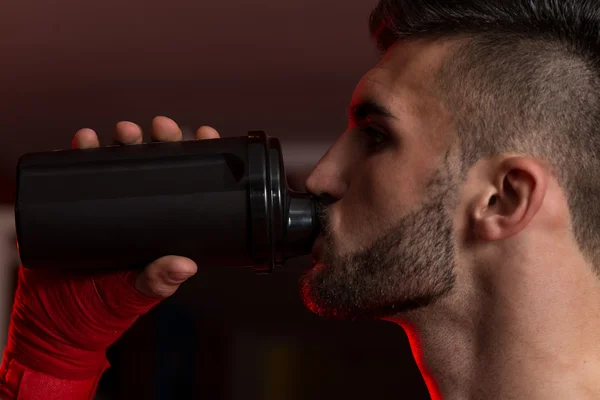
left=360, top=126, right=388, bottom=148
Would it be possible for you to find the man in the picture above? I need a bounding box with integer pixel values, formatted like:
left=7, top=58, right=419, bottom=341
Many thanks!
left=3, top=0, right=600, bottom=398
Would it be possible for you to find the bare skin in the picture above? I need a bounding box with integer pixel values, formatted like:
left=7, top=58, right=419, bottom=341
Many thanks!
left=305, top=39, right=600, bottom=399
left=78, top=39, right=600, bottom=399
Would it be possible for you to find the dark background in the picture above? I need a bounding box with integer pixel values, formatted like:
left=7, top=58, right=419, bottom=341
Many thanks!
left=0, top=1, right=430, bottom=398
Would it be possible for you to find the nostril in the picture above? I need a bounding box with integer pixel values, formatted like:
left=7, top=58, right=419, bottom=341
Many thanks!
left=319, top=193, right=338, bottom=206
left=305, top=168, right=348, bottom=200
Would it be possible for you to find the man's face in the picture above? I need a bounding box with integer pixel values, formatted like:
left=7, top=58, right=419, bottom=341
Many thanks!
left=301, top=40, right=462, bottom=320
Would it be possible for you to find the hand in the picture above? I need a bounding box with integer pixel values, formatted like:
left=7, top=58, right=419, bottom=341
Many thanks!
left=72, top=116, right=221, bottom=298
left=3, top=116, right=221, bottom=381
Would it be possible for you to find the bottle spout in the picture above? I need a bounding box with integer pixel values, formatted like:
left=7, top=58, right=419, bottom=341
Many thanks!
left=284, top=191, right=321, bottom=259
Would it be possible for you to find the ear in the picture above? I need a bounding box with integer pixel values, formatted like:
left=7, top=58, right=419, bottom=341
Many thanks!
left=470, top=157, right=548, bottom=242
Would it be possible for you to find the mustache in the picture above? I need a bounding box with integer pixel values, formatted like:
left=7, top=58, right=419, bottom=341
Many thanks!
left=313, top=195, right=336, bottom=237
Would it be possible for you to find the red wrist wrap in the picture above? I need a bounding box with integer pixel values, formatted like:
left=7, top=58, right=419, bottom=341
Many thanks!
left=0, top=266, right=160, bottom=399
left=0, top=357, right=107, bottom=400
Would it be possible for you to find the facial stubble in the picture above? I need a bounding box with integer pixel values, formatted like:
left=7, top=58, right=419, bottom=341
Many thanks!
left=300, top=167, right=459, bottom=320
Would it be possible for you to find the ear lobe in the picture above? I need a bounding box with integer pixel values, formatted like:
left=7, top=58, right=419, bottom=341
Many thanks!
left=471, top=158, right=547, bottom=242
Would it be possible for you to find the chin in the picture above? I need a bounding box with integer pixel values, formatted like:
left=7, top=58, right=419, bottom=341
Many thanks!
left=298, top=262, right=333, bottom=317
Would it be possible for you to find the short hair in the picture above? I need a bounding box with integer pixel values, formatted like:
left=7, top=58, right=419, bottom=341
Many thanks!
left=369, top=0, right=600, bottom=273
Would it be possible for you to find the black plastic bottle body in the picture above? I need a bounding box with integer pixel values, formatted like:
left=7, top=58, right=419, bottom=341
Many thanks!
left=15, top=137, right=258, bottom=270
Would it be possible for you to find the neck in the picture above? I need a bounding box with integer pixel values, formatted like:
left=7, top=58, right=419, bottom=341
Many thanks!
left=388, top=251, right=600, bottom=400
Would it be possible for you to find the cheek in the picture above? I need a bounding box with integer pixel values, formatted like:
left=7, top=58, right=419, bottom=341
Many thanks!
left=333, top=158, right=409, bottom=247
left=364, top=154, right=419, bottom=215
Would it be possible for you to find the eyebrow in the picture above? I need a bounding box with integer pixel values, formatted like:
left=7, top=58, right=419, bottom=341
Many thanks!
left=347, top=99, right=396, bottom=123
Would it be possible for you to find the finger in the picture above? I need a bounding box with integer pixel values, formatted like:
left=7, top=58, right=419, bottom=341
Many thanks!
left=134, top=255, right=197, bottom=299
left=72, top=128, right=100, bottom=149
left=151, top=116, right=182, bottom=142
left=195, top=126, right=221, bottom=140
left=114, top=121, right=144, bottom=145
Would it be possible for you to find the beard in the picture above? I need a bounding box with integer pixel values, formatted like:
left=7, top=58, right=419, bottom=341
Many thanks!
left=300, top=167, right=459, bottom=320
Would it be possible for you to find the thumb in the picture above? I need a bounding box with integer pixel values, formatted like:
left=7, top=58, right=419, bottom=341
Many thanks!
left=135, top=255, right=198, bottom=299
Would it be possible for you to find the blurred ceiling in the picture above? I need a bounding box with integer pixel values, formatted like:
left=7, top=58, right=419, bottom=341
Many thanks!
left=0, top=0, right=381, bottom=202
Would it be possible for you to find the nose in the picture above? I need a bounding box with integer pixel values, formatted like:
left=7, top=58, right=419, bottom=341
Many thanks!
left=305, top=134, right=354, bottom=201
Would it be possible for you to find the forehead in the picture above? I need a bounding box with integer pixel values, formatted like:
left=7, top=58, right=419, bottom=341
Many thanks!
left=351, top=39, right=457, bottom=141
left=354, top=39, right=453, bottom=101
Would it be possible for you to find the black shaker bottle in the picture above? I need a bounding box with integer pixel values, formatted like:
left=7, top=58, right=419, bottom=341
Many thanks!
left=14, top=131, right=320, bottom=273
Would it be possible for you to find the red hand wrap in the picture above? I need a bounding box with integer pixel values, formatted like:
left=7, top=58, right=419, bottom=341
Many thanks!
left=0, top=266, right=160, bottom=399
